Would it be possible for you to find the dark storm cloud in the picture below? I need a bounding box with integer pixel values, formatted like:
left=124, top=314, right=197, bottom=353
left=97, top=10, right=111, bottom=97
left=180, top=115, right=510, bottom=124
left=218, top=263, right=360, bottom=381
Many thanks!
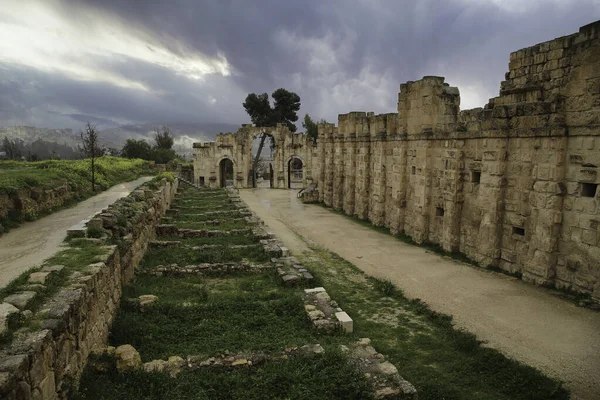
left=1, top=0, right=600, bottom=132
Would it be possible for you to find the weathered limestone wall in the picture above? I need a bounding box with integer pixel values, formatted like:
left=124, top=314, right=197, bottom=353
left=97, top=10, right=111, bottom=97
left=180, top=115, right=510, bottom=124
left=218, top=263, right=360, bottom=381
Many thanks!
left=0, top=178, right=178, bottom=399
left=0, top=181, right=79, bottom=235
left=193, top=124, right=317, bottom=189
left=314, top=21, right=600, bottom=299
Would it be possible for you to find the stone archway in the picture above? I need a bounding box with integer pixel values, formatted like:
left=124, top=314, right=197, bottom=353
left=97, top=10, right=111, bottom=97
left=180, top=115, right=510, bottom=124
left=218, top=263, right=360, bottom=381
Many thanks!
left=250, top=131, right=276, bottom=188
left=288, top=156, right=304, bottom=189
left=219, top=158, right=234, bottom=188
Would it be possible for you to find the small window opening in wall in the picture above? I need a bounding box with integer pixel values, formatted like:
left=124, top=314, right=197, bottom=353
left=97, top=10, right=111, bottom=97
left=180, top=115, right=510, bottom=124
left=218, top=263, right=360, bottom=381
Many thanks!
left=472, top=171, right=481, bottom=184
left=199, top=176, right=205, bottom=186
left=436, top=207, right=445, bottom=217
left=512, top=226, right=525, bottom=236
left=581, top=183, right=598, bottom=198
left=412, top=166, right=416, bottom=175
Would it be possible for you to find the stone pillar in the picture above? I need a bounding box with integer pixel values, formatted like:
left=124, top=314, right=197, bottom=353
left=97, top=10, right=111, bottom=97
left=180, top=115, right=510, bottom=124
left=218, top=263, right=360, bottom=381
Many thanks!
left=318, top=123, right=334, bottom=204
left=355, top=113, right=373, bottom=220
left=440, top=144, right=466, bottom=252
left=343, top=114, right=358, bottom=215
left=332, top=116, right=346, bottom=210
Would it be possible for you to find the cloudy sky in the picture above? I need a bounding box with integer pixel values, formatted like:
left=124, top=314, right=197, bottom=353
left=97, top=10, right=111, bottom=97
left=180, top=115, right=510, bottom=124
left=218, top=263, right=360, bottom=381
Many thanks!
left=1, top=0, right=599, bottom=132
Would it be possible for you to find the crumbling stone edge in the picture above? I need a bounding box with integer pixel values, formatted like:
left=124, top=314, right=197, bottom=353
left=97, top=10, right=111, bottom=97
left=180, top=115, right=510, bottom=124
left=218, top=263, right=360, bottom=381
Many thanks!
left=0, top=178, right=179, bottom=400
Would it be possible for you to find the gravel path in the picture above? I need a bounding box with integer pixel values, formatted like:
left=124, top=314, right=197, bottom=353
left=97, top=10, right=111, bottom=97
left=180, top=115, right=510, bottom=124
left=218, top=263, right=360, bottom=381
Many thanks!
left=0, top=176, right=152, bottom=288
left=240, top=188, right=600, bottom=400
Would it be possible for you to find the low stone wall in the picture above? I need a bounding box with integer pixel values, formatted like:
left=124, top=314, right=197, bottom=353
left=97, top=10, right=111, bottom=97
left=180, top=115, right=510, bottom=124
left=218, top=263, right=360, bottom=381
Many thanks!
left=0, top=180, right=78, bottom=234
left=0, top=178, right=178, bottom=400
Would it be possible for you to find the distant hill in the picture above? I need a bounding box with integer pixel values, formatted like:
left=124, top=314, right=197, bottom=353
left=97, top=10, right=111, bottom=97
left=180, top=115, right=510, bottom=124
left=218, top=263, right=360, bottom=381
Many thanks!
left=0, top=122, right=242, bottom=160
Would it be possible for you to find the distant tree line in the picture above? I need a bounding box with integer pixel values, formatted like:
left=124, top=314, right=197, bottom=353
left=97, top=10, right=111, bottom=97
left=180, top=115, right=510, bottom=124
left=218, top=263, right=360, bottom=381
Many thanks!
left=121, top=126, right=177, bottom=164
left=1, top=137, right=80, bottom=161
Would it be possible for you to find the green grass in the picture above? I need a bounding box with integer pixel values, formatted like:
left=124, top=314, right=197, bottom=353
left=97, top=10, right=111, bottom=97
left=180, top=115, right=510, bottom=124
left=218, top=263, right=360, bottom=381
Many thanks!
left=300, top=248, right=569, bottom=400
left=157, top=235, right=260, bottom=246
left=0, top=157, right=153, bottom=234
left=74, top=351, right=374, bottom=400
left=0, top=157, right=151, bottom=195
left=172, top=220, right=249, bottom=231
left=140, top=244, right=269, bottom=268
left=76, top=186, right=376, bottom=400
left=109, top=273, right=333, bottom=361
left=171, top=212, right=245, bottom=222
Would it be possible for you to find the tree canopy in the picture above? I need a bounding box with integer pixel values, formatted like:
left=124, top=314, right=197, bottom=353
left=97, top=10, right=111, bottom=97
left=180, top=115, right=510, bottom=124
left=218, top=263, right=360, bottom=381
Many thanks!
left=154, top=126, right=174, bottom=149
left=122, top=139, right=152, bottom=160
left=302, top=114, right=328, bottom=144
left=243, top=88, right=301, bottom=132
left=120, top=125, right=177, bottom=164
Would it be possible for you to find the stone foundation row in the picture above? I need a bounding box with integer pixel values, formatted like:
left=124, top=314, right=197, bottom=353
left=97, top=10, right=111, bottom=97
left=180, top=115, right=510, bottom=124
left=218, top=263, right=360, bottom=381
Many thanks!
left=155, top=225, right=254, bottom=238
left=139, top=263, right=274, bottom=276
left=148, top=240, right=258, bottom=251
left=273, top=256, right=315, bottom=286
left=303, top=287, right=353, bottom=333
left=103, top=338, right=417, bottom=399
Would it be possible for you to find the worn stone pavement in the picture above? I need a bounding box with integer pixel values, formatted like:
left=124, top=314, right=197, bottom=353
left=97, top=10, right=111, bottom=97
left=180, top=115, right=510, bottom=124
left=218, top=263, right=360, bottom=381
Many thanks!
left=0, top=177, right=152, bottom=289
left=240, top=188, right=600, bottom=400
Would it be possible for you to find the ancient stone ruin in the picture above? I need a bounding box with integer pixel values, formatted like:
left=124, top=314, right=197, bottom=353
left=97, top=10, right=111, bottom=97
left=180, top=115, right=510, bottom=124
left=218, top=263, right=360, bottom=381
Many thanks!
left=194, top=21, right=600, bottom=300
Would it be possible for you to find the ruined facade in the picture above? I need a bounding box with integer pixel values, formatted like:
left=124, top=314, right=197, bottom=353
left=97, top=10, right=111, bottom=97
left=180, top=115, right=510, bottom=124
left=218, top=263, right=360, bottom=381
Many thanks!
left=193, top=125, right=317, bottom=189
left=194, top=21, right=600, bottom=299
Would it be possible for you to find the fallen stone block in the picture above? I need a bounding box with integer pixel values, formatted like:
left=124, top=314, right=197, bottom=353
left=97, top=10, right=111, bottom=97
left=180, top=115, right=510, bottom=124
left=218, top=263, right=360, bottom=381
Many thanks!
left=115, top=345, right=142, bottom=371
left=139, top=295, right=158, bottom=311
left=27, top=272, right=51, bottom=285
left=3, top=292, right=37, bottom=311
left=335, top=311, right=354, bottom=333
left=86, top=218, right=104, bottom=230
left=0, top=302, right=20, bottom=336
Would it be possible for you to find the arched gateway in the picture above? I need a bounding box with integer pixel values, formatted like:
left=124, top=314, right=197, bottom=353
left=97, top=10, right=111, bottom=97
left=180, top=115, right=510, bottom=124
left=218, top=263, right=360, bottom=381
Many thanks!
left=193, top=124, right=315, bottom=189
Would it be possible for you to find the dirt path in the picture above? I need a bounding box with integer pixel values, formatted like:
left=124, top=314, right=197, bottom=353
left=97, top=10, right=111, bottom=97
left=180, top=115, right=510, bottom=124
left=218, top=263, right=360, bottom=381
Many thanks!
left=0, top=177, right=152, bottom=288
left=240, top=188, right=600, bottom=400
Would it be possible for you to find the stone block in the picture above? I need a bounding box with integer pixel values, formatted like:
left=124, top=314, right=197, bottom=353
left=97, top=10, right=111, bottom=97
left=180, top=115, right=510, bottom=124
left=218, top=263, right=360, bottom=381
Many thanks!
left=87, top=218, right=104, bottom=230
left=66, top=227, right=86, bottom=239
left=4, top=291, right=37, bottom=310
left=28, top=272, right=51, bottom=285
left=41, top=265, right=65, bottom=274
left=304, top=287, right=326, bottom=294
left=0, top=302, right=20, bottom=336
left=115, top=345, right=142, bottom=371
left=335, top=311, right=354, bottom=333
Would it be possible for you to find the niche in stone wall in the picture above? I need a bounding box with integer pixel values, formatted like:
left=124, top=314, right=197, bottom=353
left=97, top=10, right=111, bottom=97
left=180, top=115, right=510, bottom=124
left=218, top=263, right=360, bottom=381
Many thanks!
left=472, top=171, right=481, bottom=184
left=581, top=183, right=598, bottom=198
left=512, top=226, right=525, bottom=236
left=412, top=166, right=416, bottom=175
left=436, top=207, right=445, bottom=217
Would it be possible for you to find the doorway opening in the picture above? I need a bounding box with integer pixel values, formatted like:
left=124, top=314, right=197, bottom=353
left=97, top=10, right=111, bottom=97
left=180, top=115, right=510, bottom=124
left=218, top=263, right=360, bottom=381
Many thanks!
left=252, top=133, right=274, bottom=188
left=288, top=157, right=304, bottom=189
left=219, top=158, right=234, bottom=188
